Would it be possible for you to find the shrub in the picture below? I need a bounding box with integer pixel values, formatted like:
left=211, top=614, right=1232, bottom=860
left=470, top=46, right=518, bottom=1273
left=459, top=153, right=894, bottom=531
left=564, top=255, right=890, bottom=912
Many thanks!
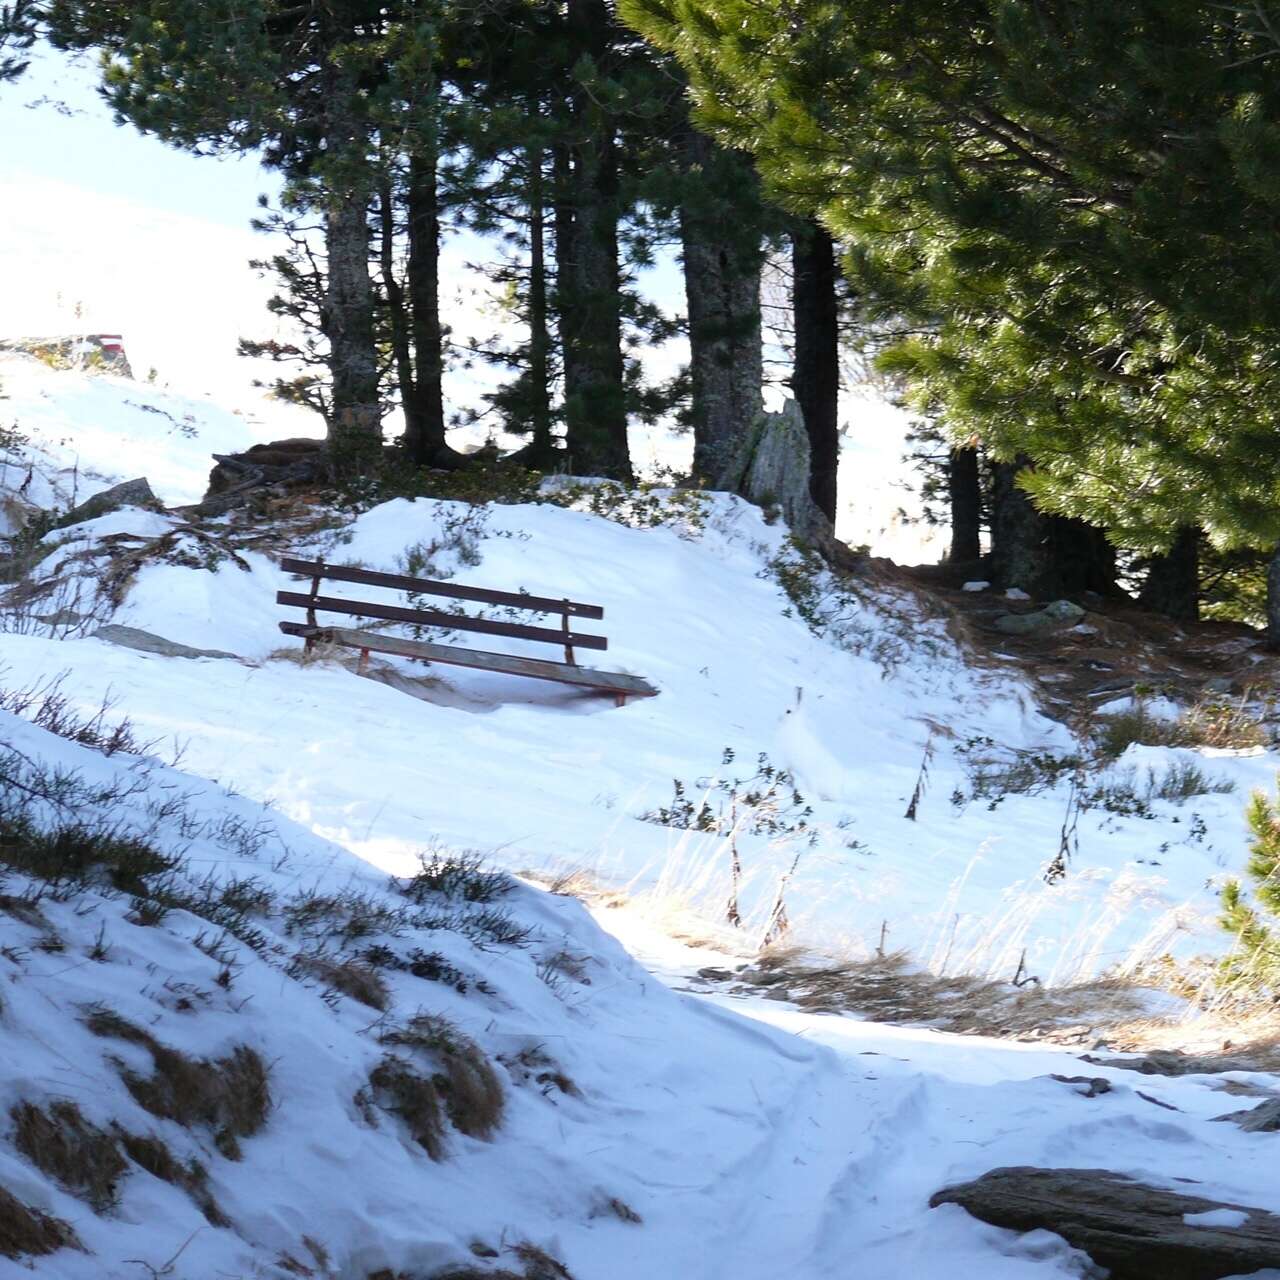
left=402, top=850, right=513, bottom=905
left=291, top=950, right=390, bottom=1010
left=1220, top=783, right=1280, bottom=993
left=1094, top=695, right=1266, bottom=760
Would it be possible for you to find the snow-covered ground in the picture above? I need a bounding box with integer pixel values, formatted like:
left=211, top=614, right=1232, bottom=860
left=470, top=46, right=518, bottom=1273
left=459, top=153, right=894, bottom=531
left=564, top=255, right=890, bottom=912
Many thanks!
left=0, top=364, right=1266, bottom=985
left=3, top=365, right=1279, bottom=1278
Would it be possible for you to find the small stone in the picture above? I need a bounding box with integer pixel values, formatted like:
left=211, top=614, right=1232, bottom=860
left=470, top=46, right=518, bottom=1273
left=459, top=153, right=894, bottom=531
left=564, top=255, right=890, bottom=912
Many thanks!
left=1004, top=587, right=1031, bottom=600
left=962, top=580, right=991, bottom=592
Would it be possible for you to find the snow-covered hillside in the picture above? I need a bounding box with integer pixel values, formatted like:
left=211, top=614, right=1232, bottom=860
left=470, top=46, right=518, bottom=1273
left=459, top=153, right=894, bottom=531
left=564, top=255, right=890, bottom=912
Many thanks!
left=1, top=365, right=1268, bottom=985
left=4, top=366, right=1280, bottom=1279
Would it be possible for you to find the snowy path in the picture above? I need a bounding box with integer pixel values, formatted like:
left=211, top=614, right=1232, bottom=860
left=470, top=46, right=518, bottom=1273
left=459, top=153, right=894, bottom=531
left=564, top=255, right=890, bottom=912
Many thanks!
left=603, top=910, right=1280, bottom=1279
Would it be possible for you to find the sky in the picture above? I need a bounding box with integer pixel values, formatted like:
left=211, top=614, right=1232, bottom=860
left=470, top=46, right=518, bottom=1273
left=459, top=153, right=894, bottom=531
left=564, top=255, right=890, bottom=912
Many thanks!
left=0, top=46, right=938, bottom=560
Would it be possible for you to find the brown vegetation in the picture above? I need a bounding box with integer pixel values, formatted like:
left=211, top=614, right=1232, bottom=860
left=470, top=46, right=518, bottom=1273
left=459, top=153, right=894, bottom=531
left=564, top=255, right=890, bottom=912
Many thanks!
left=292, top=950, right=391, bottom=1010
left=84, top=1010, right=271, bottom=1159
left=0, top=1184, right=80, bottom=1259
left=117, top=1130, right=229, bottom=1226
left=11, top=1099, right=127, bottom=1212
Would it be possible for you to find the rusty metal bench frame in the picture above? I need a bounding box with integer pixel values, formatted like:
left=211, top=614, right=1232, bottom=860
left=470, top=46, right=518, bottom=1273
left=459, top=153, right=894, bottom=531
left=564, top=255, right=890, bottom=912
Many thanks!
left=277, top=557, right=657, bottom=705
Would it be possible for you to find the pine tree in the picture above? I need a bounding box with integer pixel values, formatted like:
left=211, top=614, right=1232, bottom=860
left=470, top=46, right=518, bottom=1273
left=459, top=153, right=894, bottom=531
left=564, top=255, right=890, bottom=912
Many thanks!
left=1220, top=785, right=1280, bottom=991
left=0, top=0, right=37, bottom=82
left=621, top=0, right=1280, bottom=570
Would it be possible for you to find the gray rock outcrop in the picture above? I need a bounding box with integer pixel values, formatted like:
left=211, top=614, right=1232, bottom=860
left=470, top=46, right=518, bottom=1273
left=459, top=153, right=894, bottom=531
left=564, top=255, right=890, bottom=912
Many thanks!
left=1213, top=1099, right=1280, bottom=1132
left=931, top=1166, right=1280, bottom=1280
left=93, top=625, right=238, bottom=661
left=994, top=599, right=1086, bottom=635
left=57, top=478, right=159, bottom=529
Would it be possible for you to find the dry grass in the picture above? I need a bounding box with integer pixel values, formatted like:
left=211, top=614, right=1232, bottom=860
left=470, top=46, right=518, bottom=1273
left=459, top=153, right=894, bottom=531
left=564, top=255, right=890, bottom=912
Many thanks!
left=293, top=950, right=390, bottom=1010
left=499, top=1046, right=580, bottom=1099
left=715, top=948, right=1160, bottom=1043
left=1093, top=694, right=1267, bottom=760
left=84, top=1010, right=271, bottom=1159
left=11, top=1099, right=128, bottom=1212
left=367, top=1054, right=448, bottom=1160
left=382, top=1014, right=504, bottom=1140
left=117, top=1130, right=229, bottom=1226
left=0, top=1184, right=80, bottom=1259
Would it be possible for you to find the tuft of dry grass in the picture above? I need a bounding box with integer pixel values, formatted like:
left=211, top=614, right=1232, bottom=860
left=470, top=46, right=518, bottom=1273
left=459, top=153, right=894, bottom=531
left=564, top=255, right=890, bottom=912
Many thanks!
left=499, top=1046, right=580, bottom=1099
left=367, top=1054, right=448, bottom=1161
left=292, top=950, right=390, bottom=1010
left=117, top=1130, right=229, bottom=1226
left=381, top=1014, right=504, bottom=1141
left=11, top=1099, right=128, bottom=1212
left=716, top=947, right=1160, bottom=1043
left=84, top=1010, right=271, bottom=1159
left=0, top=1184, right=80, bottom=1259
left=1093, top=694, right=1267, bottom=760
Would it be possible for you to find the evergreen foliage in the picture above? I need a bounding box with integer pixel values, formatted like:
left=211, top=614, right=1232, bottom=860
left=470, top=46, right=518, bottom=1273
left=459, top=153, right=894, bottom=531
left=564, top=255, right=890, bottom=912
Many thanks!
left=1220, top=784, right=1280, bottom=991
left=620, top=0, right=1280, bottom=555
left=0, top=0, right=37, bottom=82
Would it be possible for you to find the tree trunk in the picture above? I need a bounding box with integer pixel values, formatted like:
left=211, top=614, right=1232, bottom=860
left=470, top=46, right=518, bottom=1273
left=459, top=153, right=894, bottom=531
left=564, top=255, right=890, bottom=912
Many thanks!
left=377, top=181, right=417, bottom=454
left=1139, top=527, right=1200, bottom=622
left=405, top=149, right=453, bottom=466
left=990, top=459, right=1115, bottom=596
left=680, top=129, right=763, bottom=489
left=319, top=50, right=380, bottom=471
left=323, top=188, right=381, bottom=469
left=948, top=446, right=982, bottom=564
left=559, top=0, right=630, bottom=481
left=792, top=220, right=840, bottom=522
left=1265, top=543, right=1280, bottom=649
left=525, top=142, right=556, bottom=464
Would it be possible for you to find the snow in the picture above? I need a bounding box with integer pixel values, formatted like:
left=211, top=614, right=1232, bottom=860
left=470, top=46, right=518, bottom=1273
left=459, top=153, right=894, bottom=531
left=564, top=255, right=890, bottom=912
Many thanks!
left=963, top=580, right=990, bottom=592
left=4, top=367, right=1280, bottom=1278
left=1184, top=1209, right=1250, bottom=1228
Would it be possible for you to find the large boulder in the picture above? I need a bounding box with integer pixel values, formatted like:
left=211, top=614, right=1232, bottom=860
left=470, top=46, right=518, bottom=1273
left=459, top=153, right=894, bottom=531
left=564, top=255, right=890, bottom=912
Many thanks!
left=720, top=400, right=833, bottom=548
left=93, top=625, right=239, bottom=661
left=205, top=438, right=325, bottom=497
left=56, top=477, right=159, bottom=529
left=994, top=599, right=1086, bottom=635
left=931, top=1166, right=1280, bottom=1280
left=1214, top=1099, right=1280, bottom=1132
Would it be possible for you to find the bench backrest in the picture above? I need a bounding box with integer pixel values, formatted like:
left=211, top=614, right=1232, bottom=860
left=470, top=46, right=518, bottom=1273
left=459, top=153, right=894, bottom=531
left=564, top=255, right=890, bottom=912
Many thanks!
left=278, top=557, right=607, bottom=664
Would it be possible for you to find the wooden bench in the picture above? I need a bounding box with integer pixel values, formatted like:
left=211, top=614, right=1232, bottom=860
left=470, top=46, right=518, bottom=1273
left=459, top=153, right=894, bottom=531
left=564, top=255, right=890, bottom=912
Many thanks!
left=276, top=557, right=658, bottom=705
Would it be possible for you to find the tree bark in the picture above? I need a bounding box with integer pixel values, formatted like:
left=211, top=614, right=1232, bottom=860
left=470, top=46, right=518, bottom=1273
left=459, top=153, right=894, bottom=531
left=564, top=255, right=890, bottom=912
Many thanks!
left=525, top=142, right=556, bottom=464
left=378, top=181, right=416, bottom=454
left=990, top=459, right=1116, bottom=596
left=319, top=49, right=380, bottom=471
left=1265, top=543, right=1280, bottom=649
left=791, top=220, right=840, bottom=522
left=1138, top=527, right=1200, bottom=622
left=558, top=0, right=631, bottom=480
left=323, top=187, right=382, bottom=468
left=680, top=129, right=763, bottom=489
left=405, top=149, right=453, bottom=466
left=948, top=445, right=982, bottom=563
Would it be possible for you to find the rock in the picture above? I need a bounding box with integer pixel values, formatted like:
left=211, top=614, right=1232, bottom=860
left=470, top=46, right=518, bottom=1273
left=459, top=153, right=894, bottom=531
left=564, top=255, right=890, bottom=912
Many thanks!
left=56, top=478, right=159, bottom=529
left=1204, top=676, right=1235, bottom=695
left=92, top=625, right=239, bottom=661
left=931, top=1166, right=1280, bottom=1280
left=962, top=580, right=991, bottom=592
left=994, top=599, right=1086, bottom=635
left=206, top=438, right=325, bottom=497
left=722, top=400, right=833, bottom=548
left=1213, top=1099, right=1280, bottom=1132
left=1004, top=587, right=1031, bottom=600
left=1083, top=1049, right=1255, bottom=1077
left=1049, top=1074, right=1113, bottom=1097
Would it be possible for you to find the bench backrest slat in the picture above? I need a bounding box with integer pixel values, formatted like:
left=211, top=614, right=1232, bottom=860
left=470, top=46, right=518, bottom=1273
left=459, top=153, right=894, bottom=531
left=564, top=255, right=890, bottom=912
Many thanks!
left=276, top=590, right=609, bottom=651
left=280, top=557, right=603, bottom=620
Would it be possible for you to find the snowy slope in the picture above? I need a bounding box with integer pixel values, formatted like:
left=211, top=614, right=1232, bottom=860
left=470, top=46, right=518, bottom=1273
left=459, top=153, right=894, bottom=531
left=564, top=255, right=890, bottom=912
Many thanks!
left=0, top=354, right=292, bottom=523
left=3, top=710, right=1280, bottom=1280
left=0, top=474, right=1266, bottom=986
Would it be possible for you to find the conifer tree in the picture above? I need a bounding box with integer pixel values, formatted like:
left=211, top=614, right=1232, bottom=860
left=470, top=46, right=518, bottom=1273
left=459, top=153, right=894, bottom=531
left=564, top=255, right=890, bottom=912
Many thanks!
left=1220, top=785, right=1280, bottom=990
left=621, top=0, right=1280, bottom=572
left=0, top=1, right=37, bottom=82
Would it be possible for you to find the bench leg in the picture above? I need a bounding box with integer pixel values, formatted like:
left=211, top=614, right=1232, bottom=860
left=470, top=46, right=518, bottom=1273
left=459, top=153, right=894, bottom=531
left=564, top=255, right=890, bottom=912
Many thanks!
left=358, top=648, right=370, bottom=675
left=614, top=692, right=627, bottom=708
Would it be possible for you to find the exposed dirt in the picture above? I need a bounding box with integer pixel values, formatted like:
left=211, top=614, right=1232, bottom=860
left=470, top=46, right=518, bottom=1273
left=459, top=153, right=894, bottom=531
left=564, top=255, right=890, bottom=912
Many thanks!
left=898, top=560, right=1280, bottom=730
